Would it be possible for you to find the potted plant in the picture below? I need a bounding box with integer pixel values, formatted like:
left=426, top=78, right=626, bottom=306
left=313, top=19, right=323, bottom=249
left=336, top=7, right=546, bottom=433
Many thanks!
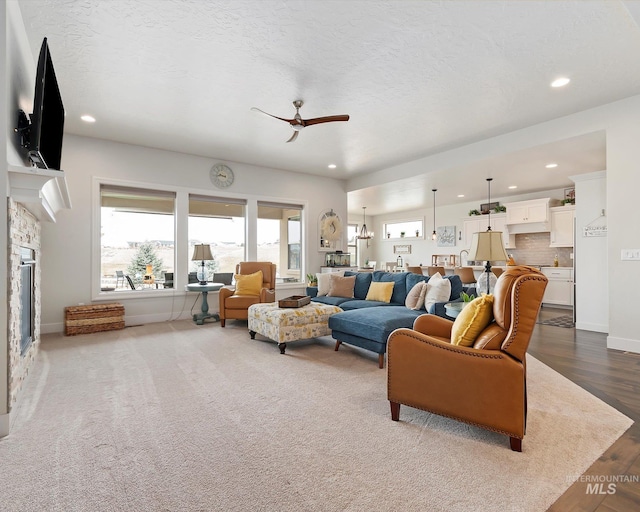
left=460, top=291, right=476, bottom=303
left=306, top=273, right=317, bottom=287
left=400, top=231, right=405, bottom=238
left=493, top=205, right=506, bottom=213
left=468, top=209, right=481, bottom=216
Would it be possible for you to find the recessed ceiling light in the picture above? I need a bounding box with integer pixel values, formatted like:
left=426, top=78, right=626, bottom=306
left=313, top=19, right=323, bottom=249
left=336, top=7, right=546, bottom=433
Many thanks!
left=81, top=115, right=96, bottom=123
left=508, top=185, right=518, bottom=189
left=457, top=194, right=465, bottom=198
left=328, top=164, right=336, bottom=169
left=551, top=77, right=570, bottom=88
left=545, top=163, right=558, bottom=168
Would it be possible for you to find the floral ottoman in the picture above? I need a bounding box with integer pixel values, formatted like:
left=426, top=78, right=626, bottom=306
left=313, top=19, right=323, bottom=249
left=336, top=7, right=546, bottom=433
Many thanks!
left=248, top=302, right=342, bottom=354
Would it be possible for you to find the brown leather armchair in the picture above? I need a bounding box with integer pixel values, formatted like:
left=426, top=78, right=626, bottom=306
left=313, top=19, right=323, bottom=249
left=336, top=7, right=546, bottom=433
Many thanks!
left=219, top=262, right=276, bottom=327
left=387, top=266, right=547, bottom=451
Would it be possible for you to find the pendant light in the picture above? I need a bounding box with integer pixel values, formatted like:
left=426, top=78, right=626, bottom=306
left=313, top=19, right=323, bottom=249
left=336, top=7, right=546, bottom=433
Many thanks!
left=357, top=206, right=371, bottom=240
left=431, top=189, right=437, bottom=240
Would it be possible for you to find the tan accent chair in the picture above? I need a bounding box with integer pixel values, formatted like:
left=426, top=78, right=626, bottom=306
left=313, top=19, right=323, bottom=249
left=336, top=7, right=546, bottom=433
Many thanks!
left=387, top=266, right=547, bottom=451
left=406, top=266, right=423, bottom=275
left=492, top=267, right=504, bottom=278
left=219, top=262, right=276, bottom=327
left=427, top=266, right=445, bottom=276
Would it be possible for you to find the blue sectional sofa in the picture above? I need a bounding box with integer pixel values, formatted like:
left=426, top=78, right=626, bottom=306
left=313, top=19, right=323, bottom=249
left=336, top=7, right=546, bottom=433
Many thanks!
left=307, top=271, right=462, bottom=368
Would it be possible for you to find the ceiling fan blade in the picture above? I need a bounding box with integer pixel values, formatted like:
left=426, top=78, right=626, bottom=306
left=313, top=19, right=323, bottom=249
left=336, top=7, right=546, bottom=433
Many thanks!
left=250, top=107, right=294, bottom=124
left=286, top=131, right=299, bottom=143
left=302, top=114, right=350, bottom=126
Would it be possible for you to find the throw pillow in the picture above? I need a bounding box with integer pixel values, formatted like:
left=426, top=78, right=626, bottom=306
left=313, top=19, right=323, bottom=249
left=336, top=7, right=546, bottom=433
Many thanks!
left=451, top=294, right=495, bottom=347
left=233, top=270, right=263, bottom=296
left=365, top=281, right=395, bottom=303
left=327, top=274, right=356, bottom=298
left=405, top=281, right=426, bottom=310
left=423, top=272, right=452, bottom=311
left=316, top=270, right=345, bottom=296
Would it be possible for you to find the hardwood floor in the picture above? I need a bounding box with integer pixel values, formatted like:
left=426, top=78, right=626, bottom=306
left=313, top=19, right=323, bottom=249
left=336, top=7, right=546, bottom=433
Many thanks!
left=529, top=307, right=640, bottom=511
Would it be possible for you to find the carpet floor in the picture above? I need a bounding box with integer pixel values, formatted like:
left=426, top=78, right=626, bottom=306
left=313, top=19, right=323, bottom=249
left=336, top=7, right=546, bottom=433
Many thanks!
left=0, top=320, right=632, bottom=512
left=537, top=314, right=576, bottom=328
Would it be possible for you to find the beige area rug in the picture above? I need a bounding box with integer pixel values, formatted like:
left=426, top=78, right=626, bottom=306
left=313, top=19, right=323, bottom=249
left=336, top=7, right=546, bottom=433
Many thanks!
left=0, top=320, right=632, bottom=512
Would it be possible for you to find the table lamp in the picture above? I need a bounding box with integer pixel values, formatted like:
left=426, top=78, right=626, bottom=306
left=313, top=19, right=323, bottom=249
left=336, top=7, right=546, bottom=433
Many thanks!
left=468, top=230, right=507, bottom=295
left=192, top=244, right=213, bottom=285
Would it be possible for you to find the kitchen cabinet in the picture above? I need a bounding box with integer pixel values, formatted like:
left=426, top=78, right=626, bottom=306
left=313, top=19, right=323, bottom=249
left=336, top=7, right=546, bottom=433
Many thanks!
left=541, top=267, right=573, bottom=306
left=549, top=205, right=575, bottom=247
left=463, top=213, right=514, bottom=249
left=504, top=198, right=551, bottom=224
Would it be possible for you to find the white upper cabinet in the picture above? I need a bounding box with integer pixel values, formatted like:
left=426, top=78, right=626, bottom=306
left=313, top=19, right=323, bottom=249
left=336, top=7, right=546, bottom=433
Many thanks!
left=463, top=213, right=515, bottom=249
left=549, top=205, right=575, bottom=247
left=504, top=198, right=551, bottom=224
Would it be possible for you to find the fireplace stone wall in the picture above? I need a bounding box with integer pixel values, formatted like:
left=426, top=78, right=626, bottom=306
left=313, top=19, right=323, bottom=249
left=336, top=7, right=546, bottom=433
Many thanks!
left=7, top=198, right=41, bottom=408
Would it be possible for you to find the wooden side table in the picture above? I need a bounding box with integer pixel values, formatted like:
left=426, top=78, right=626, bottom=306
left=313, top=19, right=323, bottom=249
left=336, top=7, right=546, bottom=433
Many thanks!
left=186, top=283, right=223, bottom=324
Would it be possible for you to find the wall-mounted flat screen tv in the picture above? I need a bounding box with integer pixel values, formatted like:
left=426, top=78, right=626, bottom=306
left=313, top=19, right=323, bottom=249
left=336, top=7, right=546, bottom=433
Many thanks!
left=27, top=37, right=65, bottom=170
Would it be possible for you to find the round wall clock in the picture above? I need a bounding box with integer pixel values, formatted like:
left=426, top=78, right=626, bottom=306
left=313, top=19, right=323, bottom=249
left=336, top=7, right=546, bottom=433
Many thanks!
left=210, top=164, right=234, bottom=188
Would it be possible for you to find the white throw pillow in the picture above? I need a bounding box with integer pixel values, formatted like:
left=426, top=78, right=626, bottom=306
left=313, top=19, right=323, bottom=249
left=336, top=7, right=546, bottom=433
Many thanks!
left=316, top=270, right=345, bottom=296
left=424, top=272, right=452, bottom=311
left=405, top=281, right=426, bottom=310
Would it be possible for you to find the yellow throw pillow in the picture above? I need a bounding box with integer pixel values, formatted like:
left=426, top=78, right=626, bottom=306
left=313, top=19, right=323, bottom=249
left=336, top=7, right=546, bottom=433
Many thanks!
left=365, top=281, right=395, bottom=303
left=233, top=270, right=263, bottom=296
left=450, top=294, right=494, bottom=347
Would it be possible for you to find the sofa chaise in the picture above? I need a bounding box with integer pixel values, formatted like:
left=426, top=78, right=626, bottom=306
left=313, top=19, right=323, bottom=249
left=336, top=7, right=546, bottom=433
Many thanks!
left=307, top=270, right=463, bottom=367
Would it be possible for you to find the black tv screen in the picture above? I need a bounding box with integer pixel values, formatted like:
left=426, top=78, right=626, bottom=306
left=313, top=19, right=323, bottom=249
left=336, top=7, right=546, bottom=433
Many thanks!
left=28, top=37, right=65, bottom=170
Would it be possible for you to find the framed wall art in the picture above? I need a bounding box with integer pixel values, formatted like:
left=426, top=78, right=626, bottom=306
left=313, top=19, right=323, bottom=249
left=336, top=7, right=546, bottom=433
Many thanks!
left=437, top=226, right=456, bottom=247
left=393, top=244, right=411, bottom=254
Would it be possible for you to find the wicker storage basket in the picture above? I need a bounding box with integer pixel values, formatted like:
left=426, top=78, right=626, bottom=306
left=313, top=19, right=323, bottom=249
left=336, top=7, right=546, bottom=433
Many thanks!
left=64, top=303, right=125, bottom=336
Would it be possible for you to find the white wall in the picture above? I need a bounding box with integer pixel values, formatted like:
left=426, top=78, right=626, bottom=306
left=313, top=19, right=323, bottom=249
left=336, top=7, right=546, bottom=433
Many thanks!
left=606, top=103, right=640, bottom=353
left=572, top=171, right=607, bottom=333
left=1, top=0, right=10, bottom=435
left=40, top=135, right=347, bottom=332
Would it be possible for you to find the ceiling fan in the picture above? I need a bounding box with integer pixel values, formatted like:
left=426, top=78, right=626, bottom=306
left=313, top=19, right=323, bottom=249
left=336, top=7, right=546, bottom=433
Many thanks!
left=251, top=100, right=349, bottom=143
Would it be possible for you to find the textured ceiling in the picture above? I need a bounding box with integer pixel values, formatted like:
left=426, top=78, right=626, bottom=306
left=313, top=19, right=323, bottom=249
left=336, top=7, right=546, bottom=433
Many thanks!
left=16, top=0, right=640, bottom=214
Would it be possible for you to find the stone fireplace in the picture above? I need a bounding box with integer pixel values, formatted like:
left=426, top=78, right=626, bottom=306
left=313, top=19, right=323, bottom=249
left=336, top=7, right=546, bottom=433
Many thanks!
left=7, top=198, right=41, bottom=409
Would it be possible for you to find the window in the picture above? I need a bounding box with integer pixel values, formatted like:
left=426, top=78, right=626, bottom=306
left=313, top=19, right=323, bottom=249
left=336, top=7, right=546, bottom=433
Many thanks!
left=257, top=201, right=303, bottom=283
left=347, top=223, right=358, bottom=267
left=188, top=195, right=247, bottom=278
left=287, top=216, right=301, bottom=270
left=100, top=185, right=175, bottom=291
left=384, top=219, right=424, bottom=239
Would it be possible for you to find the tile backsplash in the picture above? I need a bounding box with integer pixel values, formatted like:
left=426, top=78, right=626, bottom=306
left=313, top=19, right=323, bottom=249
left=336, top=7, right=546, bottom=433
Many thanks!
left=508, top=232, right=573, bottom=267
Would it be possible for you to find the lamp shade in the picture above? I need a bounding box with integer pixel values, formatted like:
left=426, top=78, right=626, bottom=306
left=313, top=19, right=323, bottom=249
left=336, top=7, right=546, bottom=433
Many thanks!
left=192, top=244, right=213, bottom=261
left=468, top=231, right=508, bottom=262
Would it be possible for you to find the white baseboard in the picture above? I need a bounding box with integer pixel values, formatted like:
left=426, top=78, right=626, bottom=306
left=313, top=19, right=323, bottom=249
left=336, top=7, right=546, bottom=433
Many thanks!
left=607, top=335, right=640, bottom=354
left=575, top=321, right=608, bottom=333
left=41, top=310, right=209, bottom=334
left=0, top=412, right=10, bottom=438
